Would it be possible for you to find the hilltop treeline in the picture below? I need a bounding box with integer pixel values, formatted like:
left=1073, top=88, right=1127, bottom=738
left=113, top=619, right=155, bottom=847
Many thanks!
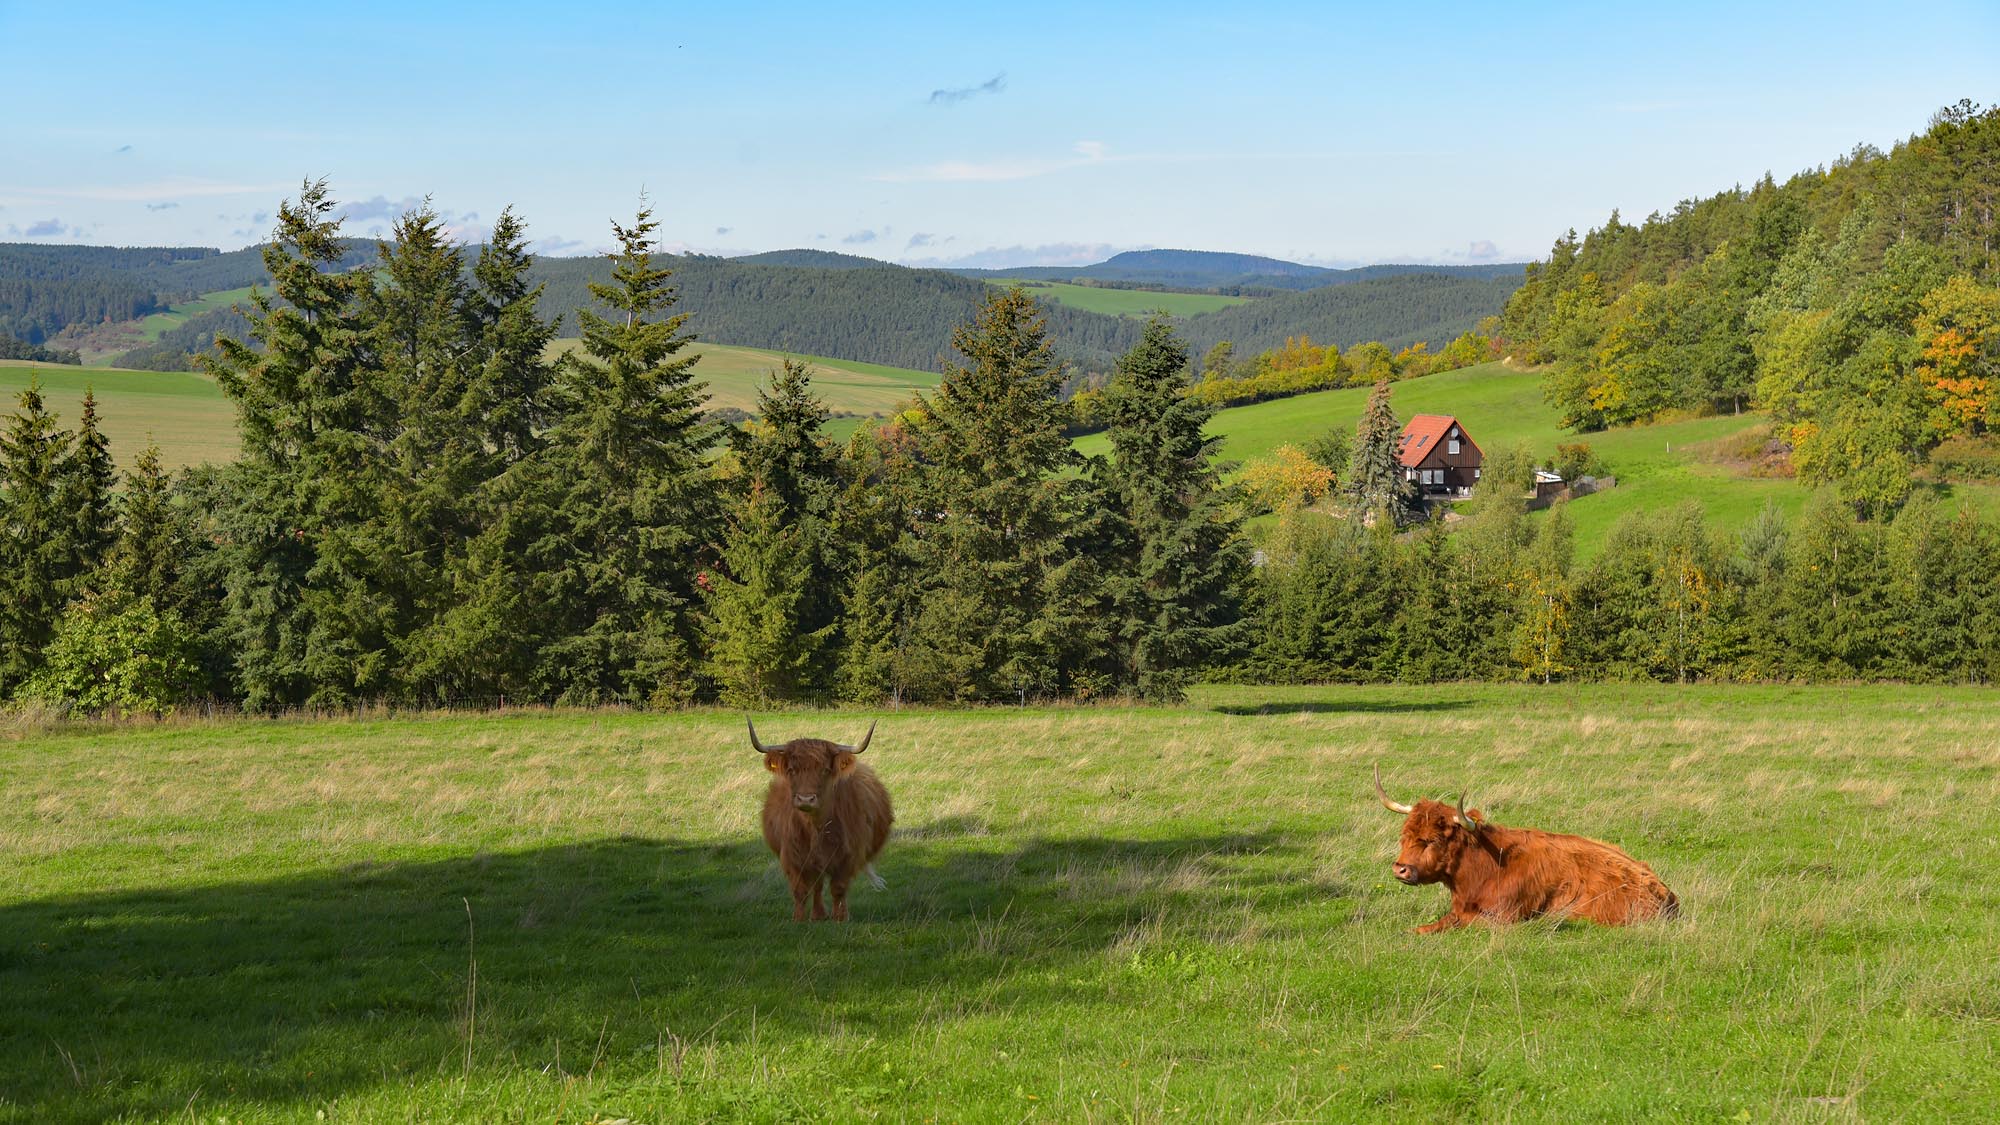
left=1502, top=99, right=2000, bottom=515
left=0, top=240, right=373, bottom=346
left=19, top=233, right=1521, bottom=375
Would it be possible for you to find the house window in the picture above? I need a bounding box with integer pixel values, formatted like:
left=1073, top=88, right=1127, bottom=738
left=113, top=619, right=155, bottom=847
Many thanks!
left=1448, top=439, right=1460, bottom=455
left=1474, top=468, right=1482, bottom=479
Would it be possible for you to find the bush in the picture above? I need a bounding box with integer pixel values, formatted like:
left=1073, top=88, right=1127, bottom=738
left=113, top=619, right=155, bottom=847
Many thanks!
left=18, top=594, right=200, bottom=717
left=1553, top=442, right=1602, bottom=482
left=1928, top=435, right=2000, bottom=481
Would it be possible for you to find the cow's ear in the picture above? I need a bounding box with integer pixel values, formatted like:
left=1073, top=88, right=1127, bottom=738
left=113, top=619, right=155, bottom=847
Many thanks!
left=764, top=753, right=784, bottom=773
left=834, top=751, right=857, bottom=776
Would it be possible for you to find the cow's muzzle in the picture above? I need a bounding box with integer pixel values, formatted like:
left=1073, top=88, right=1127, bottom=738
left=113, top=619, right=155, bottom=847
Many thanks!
left=793, top=796, right=820, bottom=812
left=1393, top=863, right=1420, bottom=885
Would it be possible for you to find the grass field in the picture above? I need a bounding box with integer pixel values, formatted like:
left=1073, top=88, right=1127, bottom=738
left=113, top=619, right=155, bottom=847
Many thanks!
left=1080, top=362, right=2000, bottom=552
left=545, top=339, right=938, bottom=430
left=991, top=278, right=1252, bottom=317
left=3, top=685, right=1997, bottom=1121
left=0, top=361, right=237, bottom=472
left=72, top=286, right=263, bottom=364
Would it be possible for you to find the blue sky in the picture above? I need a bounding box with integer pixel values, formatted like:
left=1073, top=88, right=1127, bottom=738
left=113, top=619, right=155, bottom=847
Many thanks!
left=3, top=0, right=1996, bottom=266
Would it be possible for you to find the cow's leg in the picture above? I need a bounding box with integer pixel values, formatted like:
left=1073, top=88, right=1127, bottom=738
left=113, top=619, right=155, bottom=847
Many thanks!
left=787, top=872, right=813, bottom=923
left=829, top=874, right=852, bottom=922
left=811, top=876, right=829, bottom=921
left=1416, top=907, right=1480, bottom=934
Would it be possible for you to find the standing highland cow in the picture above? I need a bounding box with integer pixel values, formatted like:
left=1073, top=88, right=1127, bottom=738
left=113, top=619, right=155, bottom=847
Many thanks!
left=1374, top=764, right=1678, bottom=932
left=751, top=718, right=893, bottom=922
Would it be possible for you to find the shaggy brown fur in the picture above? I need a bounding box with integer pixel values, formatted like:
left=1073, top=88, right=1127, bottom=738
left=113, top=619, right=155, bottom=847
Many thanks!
left=1382, top=785, right=1679, bottom=933
left=755, top=727, right=893, bottom=922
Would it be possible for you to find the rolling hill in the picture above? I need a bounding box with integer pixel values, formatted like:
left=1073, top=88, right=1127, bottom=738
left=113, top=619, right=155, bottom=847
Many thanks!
left=1075, top=361, right=2000, bottom=554
left=16, top=240, right=1525, bottom=379
left=951, top=248, right=1526, bottom=291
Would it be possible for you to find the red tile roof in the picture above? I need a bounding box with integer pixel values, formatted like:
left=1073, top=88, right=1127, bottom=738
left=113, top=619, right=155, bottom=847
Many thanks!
left=1397, top=414, right=1462, bottom=468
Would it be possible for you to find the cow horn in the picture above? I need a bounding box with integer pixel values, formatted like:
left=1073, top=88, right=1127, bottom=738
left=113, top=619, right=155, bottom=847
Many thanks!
left=747, top=717, right=772, bottom=754
left=1374, top=763, right=1413, bottom=815
left=836, top=720, right=877, bottom=755
left=1456, top=792, right=1481, bottom=832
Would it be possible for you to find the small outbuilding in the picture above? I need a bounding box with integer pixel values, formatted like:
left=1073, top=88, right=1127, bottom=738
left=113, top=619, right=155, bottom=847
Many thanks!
left=1397, top=414, right=1483, bottom=499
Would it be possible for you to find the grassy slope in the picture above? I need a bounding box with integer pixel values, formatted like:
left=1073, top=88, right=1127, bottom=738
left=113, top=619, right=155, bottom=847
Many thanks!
left=1079, top=362, right=2000, bottom=551
left=0, top=361, right=237, bottom=472
left=73, top=286, right=262, bottom=364
left=2, top=686, right=1996, bottom=1121
left=545, top=339, right=937, bottom=422
left=989, top=278, right=1252, bottom=317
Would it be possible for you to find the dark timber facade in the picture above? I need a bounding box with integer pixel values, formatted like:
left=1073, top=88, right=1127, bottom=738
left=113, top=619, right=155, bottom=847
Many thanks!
left=1397, top=414, right=1483, bottom=499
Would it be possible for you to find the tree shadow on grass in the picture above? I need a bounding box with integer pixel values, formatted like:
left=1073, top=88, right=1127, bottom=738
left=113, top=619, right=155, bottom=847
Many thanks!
left=1211, top=699, right=1475, bottom=716
left=0, top=828, right=1321, bottom=1122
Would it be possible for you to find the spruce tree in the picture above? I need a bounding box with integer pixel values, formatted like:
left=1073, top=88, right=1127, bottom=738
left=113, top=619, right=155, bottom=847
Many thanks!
left=707, top=360, right=843, bottom=697
left=65, top=389, right=117, bottom=573
left=704, top=486, right=830, bottom=703
left=202, top=179, right=383, bottom=709
left=399, top=207, right=558, bottom=703
left=532, top=205, right=717, bottom=704
left=1347, top=380, right=1414, bottom=524
left=110, top=443, right=181, bottom=606
left=1094, top=316, right=1249, bottom=701
left=0, top=379, right=78, bottom=691
left=903, top=288, right=1093, bottom=700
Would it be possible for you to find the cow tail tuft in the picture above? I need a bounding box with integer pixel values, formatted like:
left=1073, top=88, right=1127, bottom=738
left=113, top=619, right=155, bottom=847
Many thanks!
left=866, top=864, right=887, bottom=891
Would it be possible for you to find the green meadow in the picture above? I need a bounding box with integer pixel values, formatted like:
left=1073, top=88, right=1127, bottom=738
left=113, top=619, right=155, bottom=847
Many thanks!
left=0, top=361, right=237, bottom=472
left=545, top=339, right=938, bottom=425
left=4, top=685, right=1997, bottom=1121
left=73, top=286, right=263, bottom=364
left=991, top=278, right=1253, bottom=317
left=1087, top=362, right=2000, bottom=552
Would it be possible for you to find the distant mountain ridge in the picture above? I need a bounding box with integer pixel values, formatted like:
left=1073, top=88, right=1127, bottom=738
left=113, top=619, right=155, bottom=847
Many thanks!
left=946, top=247, right=1524, bottom=291
left=9, top=239, right=1522, bottom=374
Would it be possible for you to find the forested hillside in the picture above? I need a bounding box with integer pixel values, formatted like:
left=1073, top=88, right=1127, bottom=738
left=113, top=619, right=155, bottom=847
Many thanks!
left=1177, top=272, right=1518, bottom=355
left=1502, top=99, right=2000, bottom=514
left=0, top=239, right=372, bottom=347
left=953, top=248, right=1524, bottom=291
left=21, top=232, right=1522, bottom=375
left=731, top=248, right=897, bottom=269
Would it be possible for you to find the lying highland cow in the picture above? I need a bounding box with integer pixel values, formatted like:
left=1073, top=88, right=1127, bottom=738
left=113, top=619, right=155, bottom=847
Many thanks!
left=1374, top=764, right=1678, bottom=933
left=751, top=718, right=893, bottom=922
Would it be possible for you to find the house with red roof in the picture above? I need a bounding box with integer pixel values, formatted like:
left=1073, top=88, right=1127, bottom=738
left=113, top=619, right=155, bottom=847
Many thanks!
left=1398, top=414, right=1482, bottom=499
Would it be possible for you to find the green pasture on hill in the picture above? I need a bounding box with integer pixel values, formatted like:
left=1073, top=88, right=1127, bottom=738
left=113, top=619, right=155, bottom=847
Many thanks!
left=0, top=361, right=237, bottom=472
left=3, top=684, right=1997, bottom=1121
left=76, top=285, right=263, bottom=364
left=991, top=278, right=1253, bottom=317
left=544, top=338, right=938, bottom=424
left=1096, top=361, right=2000, bottom=552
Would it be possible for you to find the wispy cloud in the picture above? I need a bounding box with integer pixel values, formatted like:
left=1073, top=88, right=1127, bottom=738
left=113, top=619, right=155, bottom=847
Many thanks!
left=903, top=241, right=1128, bottom=269
left=336, top=196, right=488, bottom=243
left=843, top=229, right=881, bottom=245
left=114, top=144, right=133, bottom=155
left=533, top=236, right=590, bottom=256
left=7, top=218, right=78, bottom=239
left=715, top=226, right=732, bottom=235
left=906, top=232, right=936, bottom=249
left=875, top=140, right=1112, bottom=183
left=928, top=73, right=1005, bottom=106
left=1466, top=239, right=1499, bottom=260
left=145, top=201, right=180, bottom=212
